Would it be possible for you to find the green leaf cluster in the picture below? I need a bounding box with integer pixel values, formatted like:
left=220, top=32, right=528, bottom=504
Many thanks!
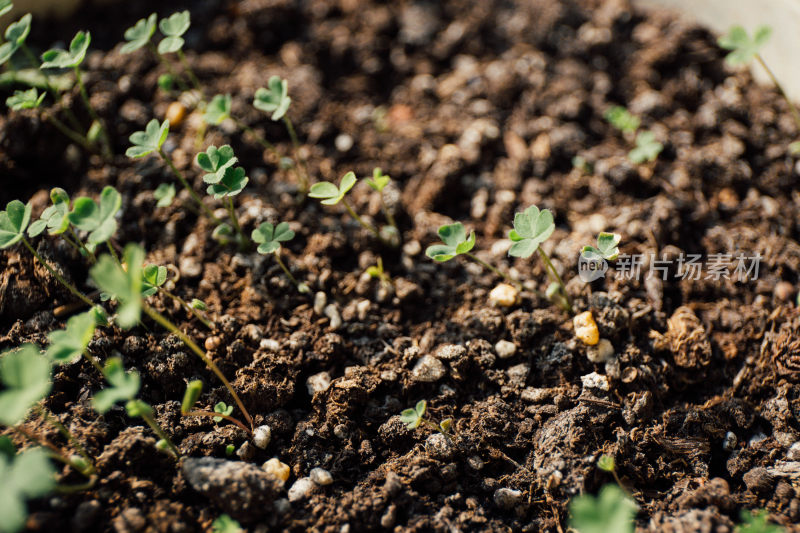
left=605, top=106, right=640, bottom=134
left=204, top=94, right=232, bottom=125
left=508, top=205, right=555, bottom=258
left=425, top=222, right=475, bottom=262
left=46, top=311, right=96, bottom=364
left=254, top=76, right=291, bottom=121
left=158, top=11, right=190, bottom=54
left=41, top=31, right=90, bottom=69
left=582, top=232, right=621, bottom=261
left=196, top=145, right=248, bottom=199
left=628, top=131, right=663, bottom=164
left=0, top=448, right=56, bottom=533
left=718, top=25, right=771, bottom=66
left=252, top=221, right=294, bottom=254
left=399, top=400, right=426, bottom=429
left=365, top=167, right=390, bottom=192
left=6, top=87, right=44, bottom=111
left=120, top=13, right=157, bottom=54
left=153, top=183, right=176, bottom=207
left=0, top=200, right=31, bottom=249
left=0, top=12, right=31, bottom=66
left=308, top=172, right=356, bottom=205
left=89, top=244, right=144, bottom=328
left=569, top=484, right=637, bottom=533
left=67, top=186, right=121, bottom=247
left=213, top=402, right=233, bottom=422
left=737, top=509, right=784, bottom=533
left=0, top=345, right=52, bottom=426
left=28, top=189, right=70, bottom=237
left=126, top=119, right=169, bottom=158
left=92, top=357, right=140, bottom=413
left=141, top=264, right=168, bottom=297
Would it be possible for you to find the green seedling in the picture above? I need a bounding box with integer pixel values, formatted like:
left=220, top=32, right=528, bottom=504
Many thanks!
left=254, top=76, right=309, bottom=192
left=213, top=402, right=233, bottom=422
left=252, top=221, right=310, bottom=293
left=91, top=244, right=254, bottom=433
left=0, top=12, right=30, bottom=65
left=120, top=13, right=157, bottom=54
left=582, top=232, right=621, bottom=261
left=68, top=186, right=122, bottom=251
left=366, top=256, right=391, bottom=286
left=0, top=345, right=51, bottom=426
left=718, top=25, right=800, bottom=149
left=154, top=183, right=176, bottom=207
left=141, top=264, right=167, bottom=297
left=364, top=167, right=399, bottom=243
left=0, top=0, right=12, bottom=17
left=180, top=380, right=251, bottom=434
left=158, top=11, right=190, bottom=54
left=628, top=131, right=662, bottom=164
left=45, top=311, right=102, bottom=371
left=569, top=484, right=637, bottom=533
left=426, top=221, right=519, bottom=289
left=225, top=444, right=235, bottom=456
left=28, top=188, right=96, bottom=261
left=191, top=298, right=208, bottom=311
left=0, top=447, right=56, bottom=533
left=605, top=106, right=640, bottom=134
left=212, top=514, right=243, bottom=533
left=399, top=400, right=453, bottom=438
left=737, top=509, right=783, bottom=533
left=1, top=200, right=95, bottom=309
left=508, top=205, right=571, bottom=312
left=128, top=119, right=218, bottom=222
left=196, top=145, right=249, bottom=245
left=6, top=87, right=44, bottom=110
left=597, top=453, right=631, bottom=495
left=204, top=94, right=232, bottom=125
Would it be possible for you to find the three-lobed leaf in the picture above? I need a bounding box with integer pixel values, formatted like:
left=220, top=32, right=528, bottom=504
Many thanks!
left=508, top=205, right=555, bottom=258
left=46, top=311, right=96, bottom=364
left=252, top=221, right=294, bottom=254
left=28, top=189, right=70, bottom=237
left=0, top=344, right=52, bottom=426
left=308, top=172, right=356, bottom=205
left=213, top=402, right=233, bottom=422
left=6, top=88, right=45, bottom=111
left=207, top=167, right=248, bottom=199
left=425, top=222, right=476, bottom=262
left=0, top=200, right=32, bottom=249
left=365, top=167, right=391, bottom=192
left=605, top=106, right=640, bottom=134
left=0, top=447, right=56, bottom=533
left=5, top=13, right=30, bottom=46
left=121, top=13, right=157, bottom=54
left=399, top=400, right=426, bottom=429
left=628, top=131, right=662, bottom=164
left=253, top=76, right=291, bottom=121
left=126, top=119, right=169, bottom=158
left=67, top=186, right=121, bottom=245
left=92, top=357, right=140, bottom=413
left=141, top=264, right=167, bottom=297
left=569, top=484, right=637, bottom=533
left=204, top=94, right=232, bottom=125
left=89, top=244, right=144, bottom=329
left=582, top=232, right=621, bottom=261
left=196, top=145, right=238, bottom=184
left=718, top=25, right=772, bottom=67
left=153, top=183, right=175, bottom=207
left=41, top=31, right=90, bottom=69
left=157, top=11, right=190, bottom=54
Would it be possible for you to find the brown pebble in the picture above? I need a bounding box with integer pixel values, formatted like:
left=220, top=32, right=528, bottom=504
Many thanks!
left=165, top=101, right=187, bottom=128
left=204, top=336, right=221, bottom=351
left=774, top=281, right=795, bottom=302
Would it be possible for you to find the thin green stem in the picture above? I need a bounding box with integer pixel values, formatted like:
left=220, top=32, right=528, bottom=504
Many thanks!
left=379, top=195, right=398, bottom=231
left=80, top=349, right=104, bottom=374
left=73, top=67, right=111, bottom=159
left=106, top=241, right=121, bottom=265
left=177, top=50, right=202, bottom=93
left=44, top=113, right=93, bottom=152
left=148, top=43, right=189, bottom=93
left=274, top=251, right=303, bottom=290
left=341, top=198, right=383, bottom=239
left=282, top=116, right=310, bottom=192
left=233, top=116, right=279, bottom=154
left=184, top=410, right=252, bottom=436
left=158, top=148, right=221, bottom=224
left=756, top=54, right=800, bottom=133
left=68, top=228, right=96, bottom=263
left=142, top=304, right=254, bottom=431
left=21, top=237, right=95, bottom=309
left=537, top=248, right=573, bottom=313
left=159, top=288, right=213, bottom=329
left=59, top=232, right=84, bottom=257
left=35, top=406, right=96, bottom=475
left=464, top=252, right=522, bottom=290
left=10, top=424, right=94, bottom=478
left=226, top=197, right=246, bottom=247
left=138, top=411, right=181, bottom=458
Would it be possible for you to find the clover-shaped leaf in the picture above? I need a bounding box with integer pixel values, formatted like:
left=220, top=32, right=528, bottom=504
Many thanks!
left=92, top=357, right=140, bottom=413
left=126, top=118, right=169, bottom=158
left=628, top=131, right=663, bottom=164
left=399, top=400, right=427, bottom=430
left=365, top=167, right=391, bottom=192
left=0, top=200, right=32, bottom=249
left=5, top=13, right=30, bottom=45
left=0, top=344, right=52, bottom=426
left=204, top=94, right=232, bottom=126
left=569, top=484, right=637, bottom=533
left=141, top=264, right=167, bottom=297
left=6, top=87, right=45, bottom=112
left=196, top=144, right=238, bottom=184
left=0, top=447, right=56, bottom=533
left=157, top=10, right=190, bottom=54
left=582, top=232, right=621, bottom=261
left=252, top=221, right=294, bottom=254
left=67, top=186, right=121, bottom=246
left=425, top=222, right=476, bottom=262
left=29, top=189, right=70, bottom=238
left=121, top=13, right=157, bottom=54
left=597, top=454, right=615, bottom=472
left=213, top=401, right=233, bottom=422
left=308, top=171, right=356, bottom=206
left=41, top=31, right=90, bottom=69
left=153, top=183, right=175, bottom=208
left=605, top=106, right=640, bottom=134
left=0, top=1, right=13, bottom=17
left=207, top=167, right=248, bottom=199
left=45, top=311, right=96, bottom=364
left=89, top=244, right=144, bottom=329
left=253, top=76, right=290, bottom=121
left=718, top=25, right=771, bottom=67
left=212, top=514, right=243, bottom=533
left=508, top=205, right=555, bottom=259
left=211, top=223, right=233, bottom=245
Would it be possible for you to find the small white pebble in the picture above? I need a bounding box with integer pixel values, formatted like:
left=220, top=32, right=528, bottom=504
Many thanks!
left=493, top=487, right=523, bottom=509
left=489, top=283, right=518, bottom=307
left=287, top=477, right=316, bottom=502
left=263, top=458, right=291, bottom=482
left=581, top=372, right=610, bottom=391
left=356, top=299, right=371, bottom=321
left=260, top=339, right=280, bottom=351
left=324, top=304, right=342, bottom=330
left=253, top=425, right=272, bottom=449
left=412, top=355, right=446, bottom=382
left=494, top=340, right=516, bottom=359
left=335, top=133, right=354, bottom=152
left=586, top=338, right=614, bottom=363
left=309, top=468, right=333, bottom=486
left=313, top=292, right=327, bottom=315
left=306, top=372, right=332, bottom=395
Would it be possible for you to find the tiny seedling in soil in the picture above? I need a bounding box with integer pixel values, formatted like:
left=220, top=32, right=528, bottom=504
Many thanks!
left=427, top=221, right=519, bottom=289
left=28, top=188, right=95, bottom=261
left=157, top=10, right=202, bottom=93
left=507, top=205, right=572, bottom=312
left=628, top=131, right=663, bottom=164
left=718, top=25, right=800, bottom=152
left=212, top=514, right=243, bottom=533
left=365, top=256, right=392, bottom=286
left=399, top=400, right=453, bottom=438
left=582, top=232, right=621, bottom=261
left=568, top=484, right=637, bottom=533
left=605, top=106, right=640, bottom=134
left=0, top=447, right=56, bottom=533
left=153, top=183, right=176, bottom=207
left=45, top=310, right=102, bottom=371
left=736, top=509, right=784, bottom=533
left=196, top=145, right=249, bottom=246
left=180, top=380, right=251, bottom=435
left=68, top=186, right=122, bottom=253
left=205, top=93, right=280, bottom=157
left=213, top=402, right=234, bottom=422
left=252, top=221, right=310, bottom=293
left=364, top=167, right=400, bottom=244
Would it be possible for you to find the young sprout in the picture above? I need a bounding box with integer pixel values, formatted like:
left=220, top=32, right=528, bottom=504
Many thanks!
left=508, top=205, right=572, bottom=312
left=605, top=106, right=640, bottom=134
left=45, top=310, right=102, bottom=372
left=1, top=200, right=95, bottom=309
left=153, top=183, right=176, bottom=207
left=737, top=510, right=784, bottom=533
left=0, top=11, right=31, bottom=66
left=254, top=76, right=309, bottom=192
left=92, top=357, right=179, bottom=458
left=90, top=244, right=254, bottom=433
left=568, top=484, right=637, bottom=533
left=196, top=145, right=249, bottom=246
left=718, top=25, right=800, bottom=145
left=213, top=402, right=233, bottom=422
left=597, top=454, right=629, bottom=494
left=0, top=345, right=52, bottom=427
left=120, top=13, right=157, bottom=54
left=399, top=400, right=453, bottom=438
left=212, top=514, right=243, bottom=533
left=628, top=131, right=662, bottom=164
left=157, top=11, right=201, bottom=91
left=365, top=256, right=391, bottom=286
left=41, top=31, right=111, bottom=158
left=206, top=93, right=279, bottom=156
left=6, top=87, right=44, bottom=110
left=252, top=221, right=310, bottom=293
left=0, top=447, right=56, bottom=533
left=67, top=186, right=122, bottom=254
left=180, top=380, right=251, bottom=435
left=364, top=167, right=399, bottom=243
left=127, top=119, right=218, bottom=222
left=581, top=231, right=621, bottom=272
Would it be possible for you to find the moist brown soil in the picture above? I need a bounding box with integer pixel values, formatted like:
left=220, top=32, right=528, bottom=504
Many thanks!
left=2, top=0, right=800, bottom=531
